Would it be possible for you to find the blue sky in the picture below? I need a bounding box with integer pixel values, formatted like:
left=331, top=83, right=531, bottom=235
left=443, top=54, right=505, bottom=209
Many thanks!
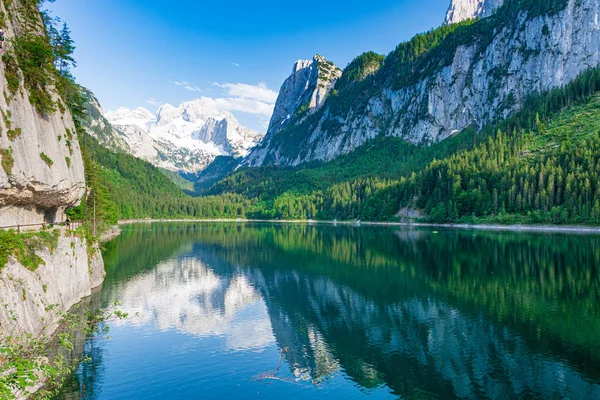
left=47, top=0, right=450, bottom=131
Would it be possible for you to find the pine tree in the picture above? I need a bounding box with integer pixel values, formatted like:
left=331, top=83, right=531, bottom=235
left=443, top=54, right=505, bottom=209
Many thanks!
left=55, top=23, right=76, bottom=76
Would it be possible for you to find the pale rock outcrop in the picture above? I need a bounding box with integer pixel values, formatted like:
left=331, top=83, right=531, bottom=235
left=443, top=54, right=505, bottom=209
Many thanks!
left=445, top=0, right=504, bottom=24
left=0, top=231, right=105, bottom=337
left=0, top=0, right=85, bottom=227
left=249, top=0, right=600, bottom=166
left=266, top=54, right=342, bottom=136
left=247, top=55, right=341, bottom=166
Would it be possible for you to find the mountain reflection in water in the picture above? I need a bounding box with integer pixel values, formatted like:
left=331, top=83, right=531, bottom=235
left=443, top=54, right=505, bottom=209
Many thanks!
left=57, top=223, right=600, bottom=400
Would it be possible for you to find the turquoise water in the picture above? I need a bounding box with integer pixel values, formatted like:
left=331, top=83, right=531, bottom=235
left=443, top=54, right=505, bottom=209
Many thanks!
left=57, top=223, right=600, bottom=399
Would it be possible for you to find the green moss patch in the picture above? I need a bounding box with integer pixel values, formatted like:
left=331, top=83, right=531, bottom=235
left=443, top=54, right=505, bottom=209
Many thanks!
left=1, top=148, right=14, bottom=175
left=0, top=230, right=60, bottom=271
left=12, top=35, right=57, bottom=115
left=40, top=152, right=53, bottom=167
left=1, top=109, right=12, bottom=129
left=7, top=127, right=21, bottom=141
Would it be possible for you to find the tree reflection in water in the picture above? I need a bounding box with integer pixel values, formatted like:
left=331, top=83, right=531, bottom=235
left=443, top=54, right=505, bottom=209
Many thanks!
left=57, top=223, right=600, bottom=399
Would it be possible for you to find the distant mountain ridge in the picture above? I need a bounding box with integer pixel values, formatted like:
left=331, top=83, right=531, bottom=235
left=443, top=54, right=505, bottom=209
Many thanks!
left=81, top=94, right=264, bottom=173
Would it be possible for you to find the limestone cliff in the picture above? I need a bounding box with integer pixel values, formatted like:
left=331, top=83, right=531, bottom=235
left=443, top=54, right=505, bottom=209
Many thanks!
left=0, top=231, right=105, bottom=336
left=247, top=0, right=600, bottom=166
left=266, top=55, right=342, bottom=137
left=0, top=0, right=106, bottom=340
left=0, top=0, right=85, bottom=227
left=445, top=0, right=504, bottom=24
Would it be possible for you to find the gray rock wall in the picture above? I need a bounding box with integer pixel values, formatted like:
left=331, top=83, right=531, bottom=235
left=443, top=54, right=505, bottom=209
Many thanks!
left=445, top=0, right=504, bottom=24
left=266, top=55, right=342, bottom=136
left=0, top=0, right=86, bottom=227
left=0, top=231, right=105, bottom=337
left=251, top=0, right=600, bottom=166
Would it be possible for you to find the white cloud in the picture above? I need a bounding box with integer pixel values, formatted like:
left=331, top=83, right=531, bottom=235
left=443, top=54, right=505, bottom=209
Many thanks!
left=184, top=85, right=202, bottom=93
left=145, top=97, right=162, bottom=107
left=174, top=81, right=202, bottom=92
left=214, top=82, right=278, bottom=104
left=232, top=62, right=240, bottom=67
left=208, top=96, right=275, bottom=116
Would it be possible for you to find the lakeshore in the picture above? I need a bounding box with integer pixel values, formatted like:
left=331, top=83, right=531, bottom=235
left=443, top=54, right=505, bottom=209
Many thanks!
left=117, top=218, right=600, bottom=234
left=7, top=218, right=597, bottom=237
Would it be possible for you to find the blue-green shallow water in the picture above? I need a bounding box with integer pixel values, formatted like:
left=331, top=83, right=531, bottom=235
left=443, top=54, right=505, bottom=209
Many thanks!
left=55, top=223, right=600, bottom=399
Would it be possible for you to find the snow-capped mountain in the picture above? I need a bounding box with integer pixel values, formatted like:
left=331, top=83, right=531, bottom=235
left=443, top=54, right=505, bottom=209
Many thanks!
left=104, top=99, right=264, bottom=173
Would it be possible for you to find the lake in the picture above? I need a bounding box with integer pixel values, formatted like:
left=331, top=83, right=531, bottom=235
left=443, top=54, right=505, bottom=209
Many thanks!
left=56, top=223, right=600, bottom=399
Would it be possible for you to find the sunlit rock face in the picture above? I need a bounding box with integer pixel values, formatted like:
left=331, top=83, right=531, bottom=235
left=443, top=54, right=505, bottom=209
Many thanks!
left=265, top=55, right=342, bottom=138
left=0, top=1, right=85, bottom=226
left=0, top=233, right=105, bottom=337
left=445, top=0, right=504, bottom=24
left=247, top=0, right=600, bottom=167
left=106, top=257, right=275, bottom=352
left=246, top=54, right=341, bottom=166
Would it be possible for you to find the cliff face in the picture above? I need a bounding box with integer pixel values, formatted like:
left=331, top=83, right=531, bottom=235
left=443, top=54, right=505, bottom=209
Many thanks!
left=445, top=0, right=504, bottom=24
left=248, top=0, right=598, bottom=167
left=0, top=0, right=85, bottom=227
left=0, top=1, right=106, bottom=340
left=0, top=231, right=105, bottom=336
left=247, top=55, right=341, bottom=165
left=266, top=55, right=342, bottom=137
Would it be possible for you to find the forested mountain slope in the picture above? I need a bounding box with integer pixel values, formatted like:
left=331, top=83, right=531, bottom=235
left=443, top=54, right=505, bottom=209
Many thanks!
left=209, top=66, right=600, bottom=224
left=247, top=0, right=600, bottom=167
left=47, top=0, right=600, bottom=227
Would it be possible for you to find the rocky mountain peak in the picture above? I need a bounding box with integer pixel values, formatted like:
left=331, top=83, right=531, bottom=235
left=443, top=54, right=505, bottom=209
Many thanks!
left=265, top=54, right=341, bottom=137
left=445, top=0, right=504, bottom=24
left=293, top=59, right=313, bottom=73
left=244, top=0, right=599, bottom=167
left=102, top=98, right=264, bottom=173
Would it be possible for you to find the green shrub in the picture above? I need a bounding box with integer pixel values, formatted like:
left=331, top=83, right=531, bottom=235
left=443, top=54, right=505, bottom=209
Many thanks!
left=0, top=230, right=19, bottom=268
left=294, top=102, right=311, bottom=119
left=40, top=152, right=53, bottom=167
left=0, top=230, right=59, bottom=271
left=1, top=109, right=11, bottom=128
left=12, top=35, right=57, bottom=115
left=6, top=127, right=21, bottom=141
left=1, top=52, right=20, bottom=94
left=0, top=148, right=14, bottom=175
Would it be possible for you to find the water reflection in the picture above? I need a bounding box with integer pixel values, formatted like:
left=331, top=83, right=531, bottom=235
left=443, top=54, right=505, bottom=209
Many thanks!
left=106, top=257, right=274, bottom=352
left=58, top=223, right=600, bottom=399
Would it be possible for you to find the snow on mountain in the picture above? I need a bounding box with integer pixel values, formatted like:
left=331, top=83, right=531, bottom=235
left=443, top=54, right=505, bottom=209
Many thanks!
left=105, top=99, right=264, bottom=173
left=106, top=107, right=155, bottom=130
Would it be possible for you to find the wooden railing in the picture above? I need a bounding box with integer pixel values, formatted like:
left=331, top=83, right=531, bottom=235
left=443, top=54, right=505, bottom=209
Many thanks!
left=0, top=221, right=83, bottom=232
